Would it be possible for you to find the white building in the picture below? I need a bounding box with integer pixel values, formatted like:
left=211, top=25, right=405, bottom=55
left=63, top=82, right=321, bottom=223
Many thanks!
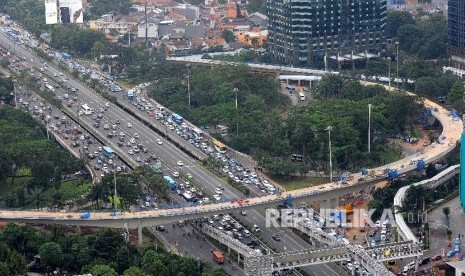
left=137, top=18, right=159, bottom=39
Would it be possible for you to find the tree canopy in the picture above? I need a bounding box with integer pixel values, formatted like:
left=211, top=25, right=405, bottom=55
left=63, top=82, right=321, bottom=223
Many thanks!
left=0, top=223, right=228, bottom=275
left=150, top=67, right=422, bottom=176
left=0, top=106, right=86, bottom=208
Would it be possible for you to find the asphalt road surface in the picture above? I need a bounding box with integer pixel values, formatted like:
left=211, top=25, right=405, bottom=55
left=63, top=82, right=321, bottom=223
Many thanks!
left=0, top=33, right=349, bottom=275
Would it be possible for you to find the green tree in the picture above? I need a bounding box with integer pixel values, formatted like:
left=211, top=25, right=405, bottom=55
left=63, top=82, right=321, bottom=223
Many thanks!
left=91, top=229, right=125, bottom=260
left=221, top=30, right=235, bottom=44
left=397, top=24, right=421, bottom=52
left=443, top=207, right=450, bottom=228
left=314, top=74, right=344, bottom=99
left=39, top=242, right=63, bottom=269
left=448, top=81, right=465, bottom=111
left=89, top=0, right=132, bottom=17
left=386, top=11, right=415, bottom=38
left=88, top=182, right=109, bottom=209
left=0, top=262, right=8, bottom=276
left=90, top=264, right=118, bottom=276
left=6, top=250, right=26, bottom=276
left=124, top=266, right=148, bottom=276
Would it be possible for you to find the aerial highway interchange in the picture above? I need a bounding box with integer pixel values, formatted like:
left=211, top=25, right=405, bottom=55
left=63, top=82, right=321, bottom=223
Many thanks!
left=0, top=22, right=462, bottom=276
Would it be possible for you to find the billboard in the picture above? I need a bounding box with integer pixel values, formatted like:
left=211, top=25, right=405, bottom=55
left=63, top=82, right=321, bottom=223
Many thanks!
left=44, top=0, right=58, bottom=25
left=44, top=0, right=85, bottom=24
left=58, top=0, right=84, bottom=24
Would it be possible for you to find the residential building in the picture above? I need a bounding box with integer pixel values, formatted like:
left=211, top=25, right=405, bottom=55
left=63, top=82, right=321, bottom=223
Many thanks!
left=445, top=260, right=465, bottom=276
left=137, top=13, right=161, bottom=39
left=448, top=0, right=465, bottom=71
left=89, top=15, right=137, bottom=36
left=237, top=29, right=268, bottom=48
left=247, top=12, right=268, bottom=30
left=266, top=0, right=387, bottom=67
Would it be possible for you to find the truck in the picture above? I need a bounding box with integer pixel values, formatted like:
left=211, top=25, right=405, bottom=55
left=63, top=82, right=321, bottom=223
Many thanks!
left=127, top=90, right=134, bottom=100
left=338, top=204, right=353, bottom=215
left=212, top=250, right=225, bottom=264
left=171, top=113, right=183, bottom=125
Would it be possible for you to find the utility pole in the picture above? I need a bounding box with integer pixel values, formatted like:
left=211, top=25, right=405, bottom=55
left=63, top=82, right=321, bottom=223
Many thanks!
left=12, top=78, right=17, bottom=108
left=113, top=169, right=117, bottom=210
left=187, top=63, right=191, bottom=107
left=396, top=41, right=399, bottom=89
left=234, top=87, right=238, bottom=109
left=325, top=126, right=333, bottom=183
left=234, top=88, right=239, bottom=136
left=388, top=57, right=391, bottom=90
left=368, top=104, right=372, bottom=154
left=145, top=0, right=148, bottom=48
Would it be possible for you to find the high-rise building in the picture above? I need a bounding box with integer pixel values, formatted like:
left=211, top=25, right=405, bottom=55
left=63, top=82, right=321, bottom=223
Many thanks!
left=448, top=0, right=465, bottom=70
left=266, top=0, right=387, bottom=68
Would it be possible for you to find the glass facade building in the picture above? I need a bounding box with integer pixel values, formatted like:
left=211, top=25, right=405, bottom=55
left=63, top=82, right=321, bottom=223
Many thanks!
left=448, top=0, right=465, bottom=70
left=266, top=0, right=387, bottom=67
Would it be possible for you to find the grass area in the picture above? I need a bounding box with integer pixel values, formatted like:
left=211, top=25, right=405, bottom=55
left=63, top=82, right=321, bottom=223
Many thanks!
left=379, top=147, right=403, bottom=165
left=16, top=167, right=31, bottom=176
left=44, top=179, right=92, bottom=203
left=116, top=80, right=136, bottom=90
left=275, top=176, right=330, bottom=191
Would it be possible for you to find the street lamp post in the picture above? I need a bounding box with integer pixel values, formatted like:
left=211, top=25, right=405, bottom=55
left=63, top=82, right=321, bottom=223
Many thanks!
left=234, top=88, right=239, bottom=135
left=234, top=87, right=238, bottom=109
left=186, top=63, right=191, bottom=107
left=395, top=42, right=399, bottom=89
left=12, top=78, right=17, bottom=108
left=387, top=57, right=391, bottom=91
left=368, top=104, right=372, bottom=154
left=325, top=126, right=333, bottom=183
left=113, top=170, right=118, bottom=211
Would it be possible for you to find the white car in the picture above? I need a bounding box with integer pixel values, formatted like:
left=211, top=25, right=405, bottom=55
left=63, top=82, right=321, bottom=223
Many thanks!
left=156, top=139, right=163, bottom=145
left=134, top=133, right=139, bottom=139
left=215, top=188, right=223, bottom=195
left=213, top=194, right=221, bottom=201
left=127, top=123, right=132, bottom=128
left=177, top=160, right=184, bottom=166
left=172, top=171, right=180, bottom=177
left=128, top=149, right=134, bottom=155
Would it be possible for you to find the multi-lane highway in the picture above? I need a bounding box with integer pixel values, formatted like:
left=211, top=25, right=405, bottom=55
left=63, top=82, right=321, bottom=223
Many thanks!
left=0, top=28, right=349, bottom=275
left=1, top=20, right=463, bottom=276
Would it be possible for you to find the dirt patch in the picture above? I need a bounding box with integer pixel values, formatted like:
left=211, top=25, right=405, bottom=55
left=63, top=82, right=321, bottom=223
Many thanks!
left=391, top=126, right=436, bottom=157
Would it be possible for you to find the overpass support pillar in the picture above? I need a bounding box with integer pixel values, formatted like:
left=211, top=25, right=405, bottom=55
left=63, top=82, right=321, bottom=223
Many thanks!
left=138, top=219, right=143, bottom=245
left=319, top=197, right=340, bottom=210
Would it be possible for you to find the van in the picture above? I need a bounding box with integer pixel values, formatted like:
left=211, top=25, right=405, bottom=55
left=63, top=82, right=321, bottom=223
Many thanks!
left=286, top=85, right=295, bottom=91
left=403, top=261, right=415, bottom=274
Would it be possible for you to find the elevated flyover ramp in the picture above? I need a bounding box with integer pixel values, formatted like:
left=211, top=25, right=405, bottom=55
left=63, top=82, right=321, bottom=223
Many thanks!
left=0, top=78, right=461, bottom=246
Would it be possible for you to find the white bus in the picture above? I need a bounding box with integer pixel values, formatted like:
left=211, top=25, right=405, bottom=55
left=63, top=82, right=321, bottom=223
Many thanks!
left=299, top=92, right=306, bottom=101
left=191, top=127, right=203, bottom=139
left=81, top=104, right=92, bottom=115
left=45, top=84, right=55, bottom=93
